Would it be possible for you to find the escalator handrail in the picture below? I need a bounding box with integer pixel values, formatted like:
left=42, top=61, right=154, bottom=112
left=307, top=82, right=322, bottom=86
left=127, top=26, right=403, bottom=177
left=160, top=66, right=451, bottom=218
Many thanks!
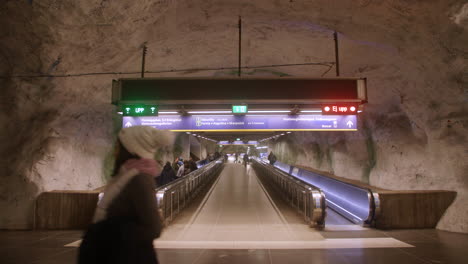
left=251, top=158, right=326, bottom=228
left=264, top=159, right=378, bottom=226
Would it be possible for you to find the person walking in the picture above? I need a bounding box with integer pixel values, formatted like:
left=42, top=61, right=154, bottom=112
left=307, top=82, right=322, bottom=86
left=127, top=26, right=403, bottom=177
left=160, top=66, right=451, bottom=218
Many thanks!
left=176, top=161, right=185, bottom=177
left=159, top=161, right=177, bottom=186
left=188, top=157, right=198, bottom=171
left=183, top=160, right=192, bottom=175
left=172, top=157, right=180, bottom=173
left=243, top=153, right=249, bottom=167
left=79, top=126, right=174, bottom=264
left=268, top=151, right=277, bottom=165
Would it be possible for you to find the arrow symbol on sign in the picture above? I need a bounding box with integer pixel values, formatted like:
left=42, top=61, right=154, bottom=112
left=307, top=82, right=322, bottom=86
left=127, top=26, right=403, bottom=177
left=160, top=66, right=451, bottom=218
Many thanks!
left=346, top=121, right=354, bottom=128
left=125, top=122, right=133, bottom=128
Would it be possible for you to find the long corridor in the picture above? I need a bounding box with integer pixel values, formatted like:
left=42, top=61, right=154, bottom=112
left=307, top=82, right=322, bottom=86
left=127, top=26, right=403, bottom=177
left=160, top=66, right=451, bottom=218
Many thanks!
left=2, top=162, right=468, bottom=264
left=155, top=163, right=324, bottom=249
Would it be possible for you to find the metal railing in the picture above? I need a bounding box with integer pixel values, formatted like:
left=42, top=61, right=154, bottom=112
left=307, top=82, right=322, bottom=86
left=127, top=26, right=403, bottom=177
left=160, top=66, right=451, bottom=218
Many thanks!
left=155, top=159, right=224, bottom=225
left=271, top=159, right=379, bottom=226
left=252, top=159, right=326, bottom=228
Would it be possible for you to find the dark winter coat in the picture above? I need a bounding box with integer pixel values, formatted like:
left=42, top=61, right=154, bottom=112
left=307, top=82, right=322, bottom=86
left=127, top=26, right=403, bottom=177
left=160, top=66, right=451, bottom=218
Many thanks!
left=189, top=160, right=198, bottom=171
left=79, top=173, right=161, bottom=264
left=159, top=163, right=177, bottom=186
left=268, top=153, right=277, bottom=165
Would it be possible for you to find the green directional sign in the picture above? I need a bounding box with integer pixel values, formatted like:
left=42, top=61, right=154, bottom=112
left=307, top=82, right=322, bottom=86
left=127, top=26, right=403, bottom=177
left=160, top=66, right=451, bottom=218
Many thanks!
left=122, top=104, right=158, bottom=116
left=232, top=105, right=248, bottom=114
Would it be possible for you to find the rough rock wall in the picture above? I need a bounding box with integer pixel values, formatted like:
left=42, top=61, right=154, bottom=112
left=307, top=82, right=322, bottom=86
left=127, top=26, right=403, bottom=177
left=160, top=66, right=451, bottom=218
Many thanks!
left=1, top=0, right=467, bottom=232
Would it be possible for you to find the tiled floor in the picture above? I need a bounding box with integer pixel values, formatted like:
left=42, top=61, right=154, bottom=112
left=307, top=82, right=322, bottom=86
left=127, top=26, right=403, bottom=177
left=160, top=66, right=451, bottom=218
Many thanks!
left=2, top=230, right=468, bottom=264
left=2, top=163, right=467, bottom=263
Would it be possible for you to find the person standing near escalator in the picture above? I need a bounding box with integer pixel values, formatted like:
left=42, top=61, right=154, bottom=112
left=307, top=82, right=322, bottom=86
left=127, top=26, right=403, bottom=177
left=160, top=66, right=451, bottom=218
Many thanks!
left=172, top=157, right=180, bottom=173
left=188, top=156, right=198, bottom=172
left=243, top=153, right=249, bottom=167
left=268, top=151, right=277, bottom=165
left=79, top=126, right=174, bottom=264
left=159, top=162, right=177, bottom=186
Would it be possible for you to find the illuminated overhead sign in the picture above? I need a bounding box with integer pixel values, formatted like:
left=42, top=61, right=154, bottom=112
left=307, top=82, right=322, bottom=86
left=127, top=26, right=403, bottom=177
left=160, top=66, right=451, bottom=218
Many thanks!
left=122, top=104, right=158, bottom=116
left=232, top=105, right=248, bottom=114
left=122, top=115, right=357, bottom=131
left=321, top=104, right=358, bottom=115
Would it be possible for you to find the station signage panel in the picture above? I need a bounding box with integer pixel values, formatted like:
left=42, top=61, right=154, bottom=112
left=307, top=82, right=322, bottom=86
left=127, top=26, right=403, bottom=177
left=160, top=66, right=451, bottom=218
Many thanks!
left=122, top=114, right=357, bottom=131
left=122, top=104, right=158, bottom=116
left=321, top=104, right=358, bottom=115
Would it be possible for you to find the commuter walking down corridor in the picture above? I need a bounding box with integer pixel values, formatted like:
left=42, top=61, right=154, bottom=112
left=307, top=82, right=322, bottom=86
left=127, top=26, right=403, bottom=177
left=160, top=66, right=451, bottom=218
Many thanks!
left=79, top=126, right=174, bottom=264
left=268, top=151, right=277, bottom=165
left=158, top=162, right=177, bottom=186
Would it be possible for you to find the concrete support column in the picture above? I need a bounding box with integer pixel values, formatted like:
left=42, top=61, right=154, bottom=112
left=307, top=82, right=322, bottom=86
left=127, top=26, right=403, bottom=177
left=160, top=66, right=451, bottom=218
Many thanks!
left=180, top=134, right=190, bottom=160
left=189, top=135, right=201, bottom=159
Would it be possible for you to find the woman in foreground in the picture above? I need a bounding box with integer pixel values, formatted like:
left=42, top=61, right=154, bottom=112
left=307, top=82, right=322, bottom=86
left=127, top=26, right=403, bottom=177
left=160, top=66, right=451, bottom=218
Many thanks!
left=79, top=126, right=174, bottom=264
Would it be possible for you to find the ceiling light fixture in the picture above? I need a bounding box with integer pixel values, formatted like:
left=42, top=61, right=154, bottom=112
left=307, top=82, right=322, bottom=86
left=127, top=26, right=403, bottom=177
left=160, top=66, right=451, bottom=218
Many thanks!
left=300, top=110, right=322, bottom=113
left=248, top=110, right=290, bottom=113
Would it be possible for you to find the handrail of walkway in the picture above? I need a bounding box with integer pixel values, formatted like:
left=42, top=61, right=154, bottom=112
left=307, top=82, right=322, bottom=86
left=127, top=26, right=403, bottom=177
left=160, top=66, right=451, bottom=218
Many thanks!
left=271, top=160, right=378, bottom=226
left=251, top=159, right=326, bottom=228
left=155, top=158, right=224, bottom=225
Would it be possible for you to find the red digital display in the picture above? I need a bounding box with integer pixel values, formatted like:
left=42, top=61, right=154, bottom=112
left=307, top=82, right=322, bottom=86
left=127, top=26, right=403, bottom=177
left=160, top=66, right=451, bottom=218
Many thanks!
left=322, top=104, right=358, bottom=115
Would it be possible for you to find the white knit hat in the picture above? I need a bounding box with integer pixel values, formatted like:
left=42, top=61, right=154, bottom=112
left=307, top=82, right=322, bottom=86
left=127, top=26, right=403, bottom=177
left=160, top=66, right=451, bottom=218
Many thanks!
left=118, top=126, right=175, bottom=159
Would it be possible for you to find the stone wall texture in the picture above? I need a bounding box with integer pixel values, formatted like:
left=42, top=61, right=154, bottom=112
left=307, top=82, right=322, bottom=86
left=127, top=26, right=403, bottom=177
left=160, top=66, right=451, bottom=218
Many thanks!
left=1, top=0, right=467, bottom=232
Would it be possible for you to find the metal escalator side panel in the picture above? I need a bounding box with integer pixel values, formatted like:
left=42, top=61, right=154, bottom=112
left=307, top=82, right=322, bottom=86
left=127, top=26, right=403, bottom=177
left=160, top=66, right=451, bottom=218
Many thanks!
left=251, top=159, right=325, bottom=229
left=295, top=169, right=371, bottom=225
left=309, top=189, right=326, bottom=228
left=266, top=160, right=372, bottom=226
left=155, top=189, right=168, bottom=224
left=155, top=158, right=224, bottom=225
left=366, top=191, right=381, bottom=227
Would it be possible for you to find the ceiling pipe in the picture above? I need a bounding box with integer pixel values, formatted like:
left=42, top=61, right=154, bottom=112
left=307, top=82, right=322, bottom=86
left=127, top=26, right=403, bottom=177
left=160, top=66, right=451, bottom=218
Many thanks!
left=333, top=31, right=340, bottom=77
left=238, top=16, right=242, bottom=77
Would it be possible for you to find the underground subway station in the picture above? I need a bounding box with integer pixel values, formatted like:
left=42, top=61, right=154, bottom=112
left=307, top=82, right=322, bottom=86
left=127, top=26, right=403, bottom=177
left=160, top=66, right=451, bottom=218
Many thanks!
left=1, top=1, right=468, bottom=264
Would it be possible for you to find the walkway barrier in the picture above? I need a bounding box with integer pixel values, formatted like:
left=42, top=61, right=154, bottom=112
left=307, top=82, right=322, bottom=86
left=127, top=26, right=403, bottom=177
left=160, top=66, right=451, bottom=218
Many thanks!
left=35, top=159, right=223, bottom=230
left=156, top=159, right=224, bottom=225
left=251, top=159, right=326, bottom=228
left=35, top=190, right=99, bottom=230
left=272, top=160, right=377, bottom=226
left=269, top=160, right=456, bottom=229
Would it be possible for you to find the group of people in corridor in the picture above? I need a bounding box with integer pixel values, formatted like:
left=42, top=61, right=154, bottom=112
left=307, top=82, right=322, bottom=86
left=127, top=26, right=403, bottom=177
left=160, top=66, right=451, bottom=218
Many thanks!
left=155, top=157, right=197, bottom=187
